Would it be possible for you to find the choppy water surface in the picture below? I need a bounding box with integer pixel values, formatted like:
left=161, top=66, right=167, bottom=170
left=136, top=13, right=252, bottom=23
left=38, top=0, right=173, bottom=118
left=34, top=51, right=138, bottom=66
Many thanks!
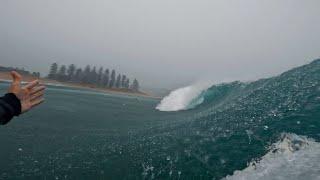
left=0, top=59, right=319, bottom=180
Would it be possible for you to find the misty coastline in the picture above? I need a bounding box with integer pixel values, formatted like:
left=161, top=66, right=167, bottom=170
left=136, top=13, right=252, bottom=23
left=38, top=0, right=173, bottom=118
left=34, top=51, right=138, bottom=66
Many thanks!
left=0, top=72, right=158, bottom=99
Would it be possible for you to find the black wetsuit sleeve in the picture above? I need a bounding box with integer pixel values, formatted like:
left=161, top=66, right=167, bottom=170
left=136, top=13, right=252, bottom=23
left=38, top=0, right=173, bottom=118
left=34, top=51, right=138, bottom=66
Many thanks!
left=0, top=93, right=21, bottom=125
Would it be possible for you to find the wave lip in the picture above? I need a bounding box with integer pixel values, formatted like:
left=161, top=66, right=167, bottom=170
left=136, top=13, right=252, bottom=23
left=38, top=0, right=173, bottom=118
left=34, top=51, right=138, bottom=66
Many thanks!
left=223, top=133, right=320, bottom=180
left=156, top=82, right=212, bottom=112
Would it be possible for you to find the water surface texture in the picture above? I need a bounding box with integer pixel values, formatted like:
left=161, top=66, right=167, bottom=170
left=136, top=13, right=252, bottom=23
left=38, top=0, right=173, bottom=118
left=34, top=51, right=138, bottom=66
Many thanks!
left=0, top=59, right=319, bottom=180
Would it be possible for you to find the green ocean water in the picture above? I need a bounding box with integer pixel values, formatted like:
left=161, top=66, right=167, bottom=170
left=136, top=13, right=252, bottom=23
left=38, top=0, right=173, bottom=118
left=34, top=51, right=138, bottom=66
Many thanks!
left=0, top=59, right=319, bottom=180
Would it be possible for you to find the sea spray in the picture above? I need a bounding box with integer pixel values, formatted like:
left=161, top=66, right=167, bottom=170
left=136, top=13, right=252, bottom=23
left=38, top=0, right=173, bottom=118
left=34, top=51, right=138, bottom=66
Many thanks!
left=223, top=133, right=320, bottom=180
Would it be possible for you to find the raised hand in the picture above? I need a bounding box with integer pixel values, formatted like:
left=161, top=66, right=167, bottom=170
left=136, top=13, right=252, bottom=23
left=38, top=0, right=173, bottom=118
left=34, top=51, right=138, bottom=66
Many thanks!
left=8, top=71, right=46, bottom=113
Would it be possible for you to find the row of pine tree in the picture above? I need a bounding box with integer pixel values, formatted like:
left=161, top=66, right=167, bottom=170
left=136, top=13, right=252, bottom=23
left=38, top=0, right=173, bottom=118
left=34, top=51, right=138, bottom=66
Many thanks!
left=47, top=63, right=140, bottom=92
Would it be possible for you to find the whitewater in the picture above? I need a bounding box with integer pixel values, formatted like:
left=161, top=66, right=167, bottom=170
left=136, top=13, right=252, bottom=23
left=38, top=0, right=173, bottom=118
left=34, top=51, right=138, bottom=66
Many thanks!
left=224, top=133, right=320, bottom=180
left=156, top=82, right=213, bottom=111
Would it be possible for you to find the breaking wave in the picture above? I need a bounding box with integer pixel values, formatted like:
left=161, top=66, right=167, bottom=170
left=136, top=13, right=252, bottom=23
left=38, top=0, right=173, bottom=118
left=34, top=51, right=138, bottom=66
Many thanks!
left=152, top=58, right=320, bottom=179
left=156, top=81, right=243, bottom=111
left=156, top=82, right=213, bottom=111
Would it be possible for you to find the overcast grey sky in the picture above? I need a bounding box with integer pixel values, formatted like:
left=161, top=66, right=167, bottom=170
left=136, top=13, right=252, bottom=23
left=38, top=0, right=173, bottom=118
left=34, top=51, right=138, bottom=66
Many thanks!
left=1, top=0, right=319, bottom=88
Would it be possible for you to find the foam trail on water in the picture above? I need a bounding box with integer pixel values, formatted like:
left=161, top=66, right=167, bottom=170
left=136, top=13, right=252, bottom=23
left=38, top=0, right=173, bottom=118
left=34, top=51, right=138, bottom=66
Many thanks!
left=223, top=133, right=320, bottom=180
left=156, top=82, right=213, bottom=111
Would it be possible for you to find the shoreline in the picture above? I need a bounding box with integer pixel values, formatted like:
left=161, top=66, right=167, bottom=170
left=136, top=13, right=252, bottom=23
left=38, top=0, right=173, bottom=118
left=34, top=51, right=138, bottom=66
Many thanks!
left=0, top=72, right=160, bottom=99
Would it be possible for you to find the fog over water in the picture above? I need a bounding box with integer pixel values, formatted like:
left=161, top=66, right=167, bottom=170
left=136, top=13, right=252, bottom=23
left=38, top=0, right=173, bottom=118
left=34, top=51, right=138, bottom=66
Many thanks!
left=1, top=0, right=319, bottom=88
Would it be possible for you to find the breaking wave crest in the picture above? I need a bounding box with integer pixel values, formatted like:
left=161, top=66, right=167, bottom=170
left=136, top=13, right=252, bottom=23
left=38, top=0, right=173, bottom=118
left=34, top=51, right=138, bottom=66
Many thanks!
left=156, top=81, right=243, bottom=112
left=223, top=133, right=320, bottom=180
left=156, top=82, right=213, bottom=111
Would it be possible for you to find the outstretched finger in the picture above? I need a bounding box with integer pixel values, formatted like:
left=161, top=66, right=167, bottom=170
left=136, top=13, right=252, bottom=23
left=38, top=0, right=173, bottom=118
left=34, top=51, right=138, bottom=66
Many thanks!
left=23, top=80, right=39, bottom=90
left=31, top=98, right=45, bottom=108
left=10, top=71, right=22, bottom=86
left=30, top=85, right=46, bottom=95
left=30, top=90, right=45, bottom=101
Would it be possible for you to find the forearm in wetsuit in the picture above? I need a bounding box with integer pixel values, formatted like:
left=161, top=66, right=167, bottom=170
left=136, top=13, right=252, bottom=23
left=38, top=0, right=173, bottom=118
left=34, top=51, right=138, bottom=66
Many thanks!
left=0, top=93, right=21, bottom=125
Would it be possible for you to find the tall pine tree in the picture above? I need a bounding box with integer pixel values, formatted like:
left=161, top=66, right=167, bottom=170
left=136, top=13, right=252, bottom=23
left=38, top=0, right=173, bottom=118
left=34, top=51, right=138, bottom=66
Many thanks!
left=74, top=68, right=83, bottom=82
left=97, top=67, right=104, bottom=86
left=121, top=75, right=126, bottom=88
left=90, top=66, right=97, bottom=84
left=109, top=69, right=116, bottom=88
left=83, top=65, right=91, bottom=83
left=131, top=79, right=140, bottom=92
left=57, top=65, right=67, bottom=81
left=115, top=74, right=121, bottom=88
left=103, top=69, right=109, bottom=87
left=125, top=79, right=130, bottom=89
left=48, top=63, right=58, bottom=79
left=67, top=64, right=76, bottom=81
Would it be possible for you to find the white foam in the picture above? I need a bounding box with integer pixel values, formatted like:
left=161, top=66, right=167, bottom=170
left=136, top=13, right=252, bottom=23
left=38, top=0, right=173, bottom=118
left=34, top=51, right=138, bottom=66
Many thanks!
left=156, top=82, right=212, bottom=111
left=223, top=133, right=320, bottom=180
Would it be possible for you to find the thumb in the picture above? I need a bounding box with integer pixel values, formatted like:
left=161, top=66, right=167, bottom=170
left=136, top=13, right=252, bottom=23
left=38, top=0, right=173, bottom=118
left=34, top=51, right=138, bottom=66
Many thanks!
left=10, top=71, right=22, bottom=86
